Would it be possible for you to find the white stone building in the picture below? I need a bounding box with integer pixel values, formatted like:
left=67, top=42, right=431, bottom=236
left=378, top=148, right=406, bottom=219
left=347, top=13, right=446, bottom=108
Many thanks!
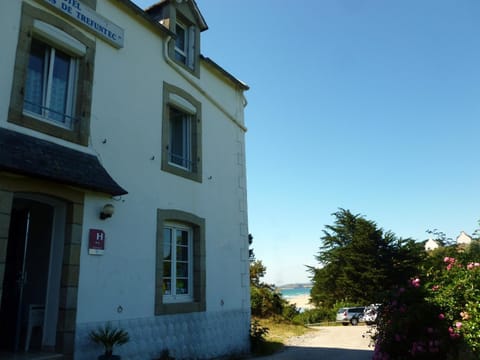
left=456, top=231, right=472, bottom=246
left=424, top=238, right=440, bottom=252
left=0, top=1, right=250, bottom=359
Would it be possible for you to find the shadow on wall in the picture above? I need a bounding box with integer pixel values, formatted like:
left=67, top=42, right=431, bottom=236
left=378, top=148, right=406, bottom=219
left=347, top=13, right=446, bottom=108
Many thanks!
left=256, top=346, right=373, bottom=360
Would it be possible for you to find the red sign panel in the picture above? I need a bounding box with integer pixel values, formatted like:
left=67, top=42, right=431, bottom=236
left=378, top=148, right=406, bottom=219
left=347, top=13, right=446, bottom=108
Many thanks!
left=89, top=229, right=105, bottom=255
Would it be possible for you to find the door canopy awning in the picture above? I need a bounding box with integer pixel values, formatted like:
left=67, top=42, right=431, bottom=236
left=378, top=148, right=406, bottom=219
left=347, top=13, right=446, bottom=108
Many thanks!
left=0, top=128, right=127, bottom=196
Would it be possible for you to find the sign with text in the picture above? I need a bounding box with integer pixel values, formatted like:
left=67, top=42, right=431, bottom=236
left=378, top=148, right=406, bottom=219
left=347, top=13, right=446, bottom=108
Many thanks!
left=41, top=0, right=124, bottom=48
left=88, top=229, right=105, bottom=255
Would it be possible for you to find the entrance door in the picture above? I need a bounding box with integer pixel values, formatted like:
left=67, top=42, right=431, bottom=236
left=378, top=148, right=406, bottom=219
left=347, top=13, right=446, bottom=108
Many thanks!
left=0, top=198, right=54, bottom=352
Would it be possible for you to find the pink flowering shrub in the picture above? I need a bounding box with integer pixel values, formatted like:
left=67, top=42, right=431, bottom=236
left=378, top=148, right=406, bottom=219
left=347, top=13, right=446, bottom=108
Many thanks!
left=426, top=257, right=480, bottom=356
left=373, top=255, right=479, bottom=359
left=373, top=279, right=458, bottom=360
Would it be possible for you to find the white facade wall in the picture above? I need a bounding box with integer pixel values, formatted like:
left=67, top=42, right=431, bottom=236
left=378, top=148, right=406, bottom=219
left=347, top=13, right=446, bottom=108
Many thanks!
left=0, top=1, right=250, bottom=359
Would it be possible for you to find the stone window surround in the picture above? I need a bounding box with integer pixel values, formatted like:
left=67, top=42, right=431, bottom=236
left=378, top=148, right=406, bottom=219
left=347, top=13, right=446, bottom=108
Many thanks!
left=155, top=209, right=206, bottom=315
left=8, top=2, right=95, bottom=146
left=0, top=176, right=85, bottom=359
left=161, top=82, right=202, bottom=183
left=169, top=11, right=201, bottom=78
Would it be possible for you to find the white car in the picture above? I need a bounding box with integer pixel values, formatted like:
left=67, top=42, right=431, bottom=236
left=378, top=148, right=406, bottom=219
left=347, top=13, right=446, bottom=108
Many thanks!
left=363, top=304, right=380, bottom=325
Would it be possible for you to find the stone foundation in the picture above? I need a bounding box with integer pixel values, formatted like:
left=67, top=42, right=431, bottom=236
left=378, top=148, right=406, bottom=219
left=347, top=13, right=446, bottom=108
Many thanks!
left=74, top=310, right=250, bottom=360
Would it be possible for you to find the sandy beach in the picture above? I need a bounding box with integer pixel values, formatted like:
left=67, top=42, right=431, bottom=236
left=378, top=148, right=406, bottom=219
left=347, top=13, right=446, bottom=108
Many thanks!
left=285, top=294, right=314, bottom=310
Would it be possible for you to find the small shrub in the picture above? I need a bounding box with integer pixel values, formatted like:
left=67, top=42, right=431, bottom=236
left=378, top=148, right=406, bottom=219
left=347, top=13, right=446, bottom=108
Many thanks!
left=89, top=322, right=130, bottom=357
left=250, top=319, right=269, bottom=352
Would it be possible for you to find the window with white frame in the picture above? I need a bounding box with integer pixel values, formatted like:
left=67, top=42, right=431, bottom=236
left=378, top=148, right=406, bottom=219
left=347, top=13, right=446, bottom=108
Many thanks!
left=155, top=209, right=205, bottom=315
left=174, top=22, right=187, bottom=64
left=163, top=223, right=193, bottom=302
left=8, top=4, right=94, bottom=146
left=162, top=83, right=202, bottom=182
left=24, top=38, right=78, bottom=128
left=174, top=21, right=195, bottom=70
left=169, top=107, right=192, bottom=171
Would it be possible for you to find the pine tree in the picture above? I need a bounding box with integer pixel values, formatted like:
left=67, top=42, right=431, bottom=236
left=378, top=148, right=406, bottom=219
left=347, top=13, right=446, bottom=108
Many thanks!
left=309, top=209, right=423, bottom=307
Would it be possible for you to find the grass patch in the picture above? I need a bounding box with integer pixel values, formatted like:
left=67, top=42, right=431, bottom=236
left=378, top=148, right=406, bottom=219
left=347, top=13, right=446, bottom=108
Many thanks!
left=251, top=317, right=312, bottom=357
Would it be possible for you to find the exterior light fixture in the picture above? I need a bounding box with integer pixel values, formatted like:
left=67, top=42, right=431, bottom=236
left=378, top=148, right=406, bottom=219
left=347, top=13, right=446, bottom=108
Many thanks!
left=100, top=203, right=115, bottom=220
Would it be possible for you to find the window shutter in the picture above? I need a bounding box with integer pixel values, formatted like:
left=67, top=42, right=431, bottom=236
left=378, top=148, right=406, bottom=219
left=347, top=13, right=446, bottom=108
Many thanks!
left=187, top=26, right=195, bottom=69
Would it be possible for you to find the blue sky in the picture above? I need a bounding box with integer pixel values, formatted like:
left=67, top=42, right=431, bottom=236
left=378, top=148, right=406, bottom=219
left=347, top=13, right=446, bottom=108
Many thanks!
left=133, top=0, right=480, bottom=285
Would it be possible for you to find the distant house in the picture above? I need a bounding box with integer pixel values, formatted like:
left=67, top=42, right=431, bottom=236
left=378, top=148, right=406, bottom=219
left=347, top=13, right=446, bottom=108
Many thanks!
left=0, top=1, right=250, bottom=359
left=456, top=231, right=472, bottom=246
left=424, top=238, right=440, bottom=252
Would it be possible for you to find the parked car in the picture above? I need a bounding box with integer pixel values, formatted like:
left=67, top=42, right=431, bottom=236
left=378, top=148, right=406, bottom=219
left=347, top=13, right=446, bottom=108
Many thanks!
left=336, top=306, right=365, bottom=326
left=363, top=303, right=381, bottom=325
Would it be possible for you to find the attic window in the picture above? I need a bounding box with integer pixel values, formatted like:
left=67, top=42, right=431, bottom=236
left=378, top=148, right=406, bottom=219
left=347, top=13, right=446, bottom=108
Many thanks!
left=174, top=21, right=195, bottom=69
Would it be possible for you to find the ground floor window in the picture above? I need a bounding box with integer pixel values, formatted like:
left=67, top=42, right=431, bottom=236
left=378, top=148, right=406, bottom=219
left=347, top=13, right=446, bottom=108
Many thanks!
left=156, top=209, right=205, bottom=315
left=163, top=223, right=193, bottom=302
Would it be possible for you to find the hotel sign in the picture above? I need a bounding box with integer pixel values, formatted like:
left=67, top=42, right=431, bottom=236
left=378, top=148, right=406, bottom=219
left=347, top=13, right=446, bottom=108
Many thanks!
left=88, top=229, right=105, bottom=255
left=41, top=0, right=124, bottom=48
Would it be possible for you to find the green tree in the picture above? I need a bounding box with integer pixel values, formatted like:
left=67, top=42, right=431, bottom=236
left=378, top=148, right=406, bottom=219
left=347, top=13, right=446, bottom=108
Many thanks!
left=250, top=259, right=267, bottom=287
left=309, top=209, right=424, bottom=308
left=250, top=260, right=299, bottom=319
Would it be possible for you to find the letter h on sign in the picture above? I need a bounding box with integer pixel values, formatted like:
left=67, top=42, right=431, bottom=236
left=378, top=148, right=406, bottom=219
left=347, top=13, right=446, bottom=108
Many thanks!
left=89, top=229, right=106, bottom=255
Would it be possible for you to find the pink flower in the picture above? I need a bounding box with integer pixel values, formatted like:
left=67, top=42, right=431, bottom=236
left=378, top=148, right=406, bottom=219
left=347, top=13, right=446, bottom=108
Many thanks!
left=431, top=285, right=440, bottom=291
left=448, top=326, right=454, bottom=334
left=444, top=257, right=456, bottom=265
left=475, top=262, right=480, bottom=267
left=446, top=263, right=453, bottom=271
left=411, top=278, right=421, bottom=287
left=439, top=313, right=445, bottom=320
left=456, top=321, right=462, bottom=329
left=467, top=263, right=474, bottom=270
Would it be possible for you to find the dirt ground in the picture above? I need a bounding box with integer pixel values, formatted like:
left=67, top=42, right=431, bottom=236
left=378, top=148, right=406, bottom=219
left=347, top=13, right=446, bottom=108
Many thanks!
left=255, top=325, right=374, bottom=360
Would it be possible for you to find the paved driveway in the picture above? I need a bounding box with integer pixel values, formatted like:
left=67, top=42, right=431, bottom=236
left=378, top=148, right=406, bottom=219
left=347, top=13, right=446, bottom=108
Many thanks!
left=256, top=325, right=374, bottom=360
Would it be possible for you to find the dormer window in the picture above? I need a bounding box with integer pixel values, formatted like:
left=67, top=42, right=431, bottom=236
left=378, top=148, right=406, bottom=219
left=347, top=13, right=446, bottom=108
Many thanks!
left=174, top=21, right=195, bottom=70
left=174, top=22, right=187, bottom=63
left=146, top=0, right=207, bottom=77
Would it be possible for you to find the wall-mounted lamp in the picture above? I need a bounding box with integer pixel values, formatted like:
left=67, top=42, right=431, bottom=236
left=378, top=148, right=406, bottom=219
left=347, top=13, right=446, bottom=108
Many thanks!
left=100, top=204, right=115, bottom=220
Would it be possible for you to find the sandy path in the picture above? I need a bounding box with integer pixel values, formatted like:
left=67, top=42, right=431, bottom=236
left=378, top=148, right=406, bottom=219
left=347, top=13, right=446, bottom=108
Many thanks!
left=255, top=325, right=374, bottom=360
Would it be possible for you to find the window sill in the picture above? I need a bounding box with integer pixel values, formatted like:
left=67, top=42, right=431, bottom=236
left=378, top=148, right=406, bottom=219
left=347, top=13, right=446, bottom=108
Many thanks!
left=155, top=301, right=205, bottom=315
left=9, top=108, right=88, bottom=146
left=162, top=161, right=202, bottom=183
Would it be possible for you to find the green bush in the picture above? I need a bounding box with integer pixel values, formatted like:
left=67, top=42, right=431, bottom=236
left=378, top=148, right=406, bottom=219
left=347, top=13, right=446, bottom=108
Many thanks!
left=251, top=285, right=285, bottom=317
left=282, top=303, right=300, bottom=321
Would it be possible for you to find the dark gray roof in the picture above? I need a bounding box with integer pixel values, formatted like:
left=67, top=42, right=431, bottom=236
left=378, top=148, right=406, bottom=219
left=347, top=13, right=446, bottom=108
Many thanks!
left=0, top=128, right=127, bottom=196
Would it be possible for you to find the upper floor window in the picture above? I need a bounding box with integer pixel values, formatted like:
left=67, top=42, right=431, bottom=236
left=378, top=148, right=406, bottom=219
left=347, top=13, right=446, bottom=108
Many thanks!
left=174, top=22, right=187, bottom=64
left=169, top=107, right=193, bottom=171
left=162, top=83, right=202, bottom=182
left=174, top=21, right=195, bottom=70
left=24, top=38, right=78, bottom=129
left=8, top=3, right=95, bottom=146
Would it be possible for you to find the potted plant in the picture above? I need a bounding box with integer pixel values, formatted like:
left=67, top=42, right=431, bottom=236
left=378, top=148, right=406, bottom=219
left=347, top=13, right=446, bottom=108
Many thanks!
left=89, top=322, right=130, bottom=360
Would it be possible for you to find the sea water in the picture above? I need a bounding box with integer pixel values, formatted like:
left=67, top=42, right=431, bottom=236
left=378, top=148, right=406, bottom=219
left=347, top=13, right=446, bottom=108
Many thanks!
left=280, top=287, right=311, bottom=298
